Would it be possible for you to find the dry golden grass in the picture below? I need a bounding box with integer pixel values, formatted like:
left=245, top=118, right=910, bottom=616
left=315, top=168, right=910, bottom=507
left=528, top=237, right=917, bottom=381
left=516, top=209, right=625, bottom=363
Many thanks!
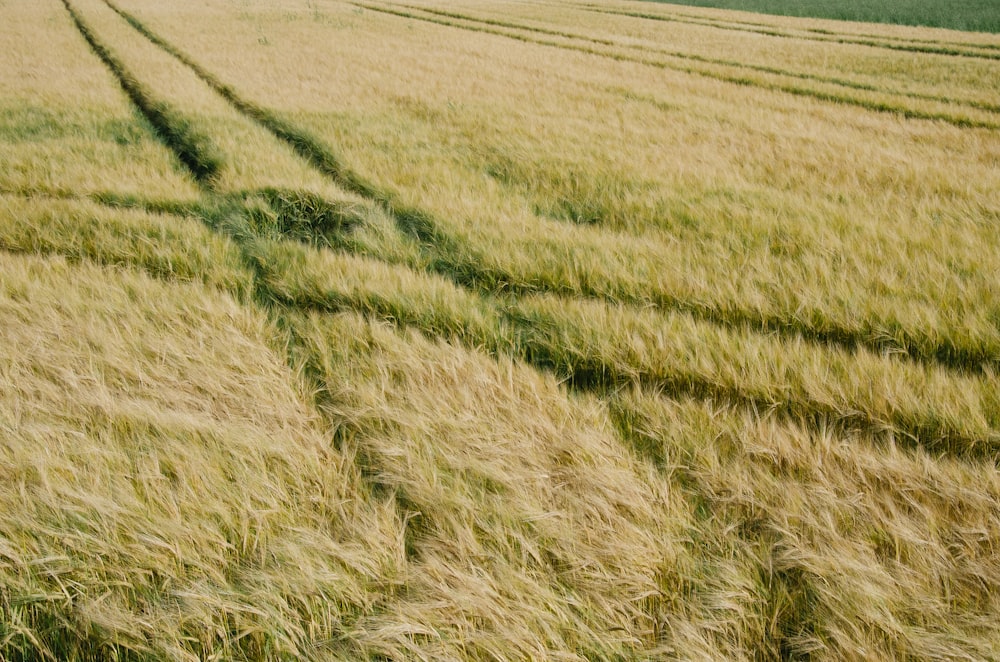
left=250, top=236, right=1000, bottom=453
left=610, top=389, right=1000, bottom=659
left=115, top=0, right=1000, bottom=371
left=0, top=195, right=251, bottom=298
left=0, top=253, right=403, bottom=660
left=0, top=1, right=198, bottom=201
left=285, top=310, right=679, bottom=658
left=393, top=0, right=1000, bottom=119
left=4, top=0, right=1000, bottom=658
left=63, top=0, right=383, bottom=208
left=568, top=0, right=1000, bottom=51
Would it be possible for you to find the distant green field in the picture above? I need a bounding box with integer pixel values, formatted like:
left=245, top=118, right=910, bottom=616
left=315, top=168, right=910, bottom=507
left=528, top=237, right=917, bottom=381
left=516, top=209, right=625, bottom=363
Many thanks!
left=649, top=0, right=1000, bottom=32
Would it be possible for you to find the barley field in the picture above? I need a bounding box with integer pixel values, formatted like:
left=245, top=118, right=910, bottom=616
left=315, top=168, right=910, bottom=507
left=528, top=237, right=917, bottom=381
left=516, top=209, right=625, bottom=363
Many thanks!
left=2, top=0, right=999, bottom=659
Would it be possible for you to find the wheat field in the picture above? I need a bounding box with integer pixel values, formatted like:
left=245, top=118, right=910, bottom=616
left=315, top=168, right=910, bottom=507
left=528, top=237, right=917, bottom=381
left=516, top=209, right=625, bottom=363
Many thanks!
left=2, top=0, right=999, bottom=659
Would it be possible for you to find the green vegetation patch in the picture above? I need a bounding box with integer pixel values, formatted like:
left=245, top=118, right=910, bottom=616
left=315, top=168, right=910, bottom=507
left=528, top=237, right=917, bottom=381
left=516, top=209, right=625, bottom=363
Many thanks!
left=0, top=195, right=252, bottom=299
left=0, top=104, right=146, bottom=145
left=645, top=0, right=1000, bottom=33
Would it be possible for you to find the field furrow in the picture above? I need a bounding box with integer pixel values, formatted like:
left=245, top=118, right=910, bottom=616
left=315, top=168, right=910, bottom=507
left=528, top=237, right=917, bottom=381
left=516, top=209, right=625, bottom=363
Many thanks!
left=56, top=0, right=1000, bottom=453
left=0, top=0, right=199, bottom=202
left=62, top=0, right=375, bottom=209
left=105, top=0, right=1000, bottom=380
left=396, top=2, right=1000, bottom=117
left=242, top=236, right=1000, bottom=458
left=577, top=3, right=1000, bottom=59
left=454, top=0, right=1000, bottom=111
left=356, top=2, right=1000, bottom=130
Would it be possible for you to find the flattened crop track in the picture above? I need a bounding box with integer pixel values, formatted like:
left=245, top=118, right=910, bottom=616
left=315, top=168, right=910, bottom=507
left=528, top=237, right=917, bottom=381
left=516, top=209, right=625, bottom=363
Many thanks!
left=97, top=1, right=997, bottom=376
left=48, top=0, right=1000, bottom=463
left=394, top=2, right=1000, bottom=116
left=353, top=2, right=1000, bottom=130
left=572, top=2, right=1000, bottom=60
left=581, top=5, right=1000, bottom=60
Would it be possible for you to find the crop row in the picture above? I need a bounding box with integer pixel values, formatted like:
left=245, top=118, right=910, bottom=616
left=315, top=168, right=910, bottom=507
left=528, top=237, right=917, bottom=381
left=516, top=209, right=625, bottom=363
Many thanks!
left=106, top=0, right=1000, bottom=379
left=397, top=2, right=1000, bottom=115
left=576, top=2, right=1000, bottom=59
left=358, top=2, right=1000, bottom=129
left=63, top=0, right=1000, bottom=458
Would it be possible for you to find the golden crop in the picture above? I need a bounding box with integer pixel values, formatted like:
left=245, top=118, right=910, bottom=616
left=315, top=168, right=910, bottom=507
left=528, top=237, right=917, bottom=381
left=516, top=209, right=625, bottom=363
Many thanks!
left=2, top=0, right=998, bottom=658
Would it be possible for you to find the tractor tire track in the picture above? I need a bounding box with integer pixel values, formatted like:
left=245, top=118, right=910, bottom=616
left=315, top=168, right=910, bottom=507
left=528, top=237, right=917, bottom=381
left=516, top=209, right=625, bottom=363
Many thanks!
left=89, top=0, right=1000, bottom=457
left=547, top=0, right=1000, bottom=53
left=104, top=0, right=1000, bottom=381
left=257, top=267, right=1000, bottom=463
left=354, top=2, right=1000, bottom=130
left=399, top=3, right=1000, bottom=116
left=574, top=4, right=1000, bottom=61
left=59, top=0, right=221, bottom=184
